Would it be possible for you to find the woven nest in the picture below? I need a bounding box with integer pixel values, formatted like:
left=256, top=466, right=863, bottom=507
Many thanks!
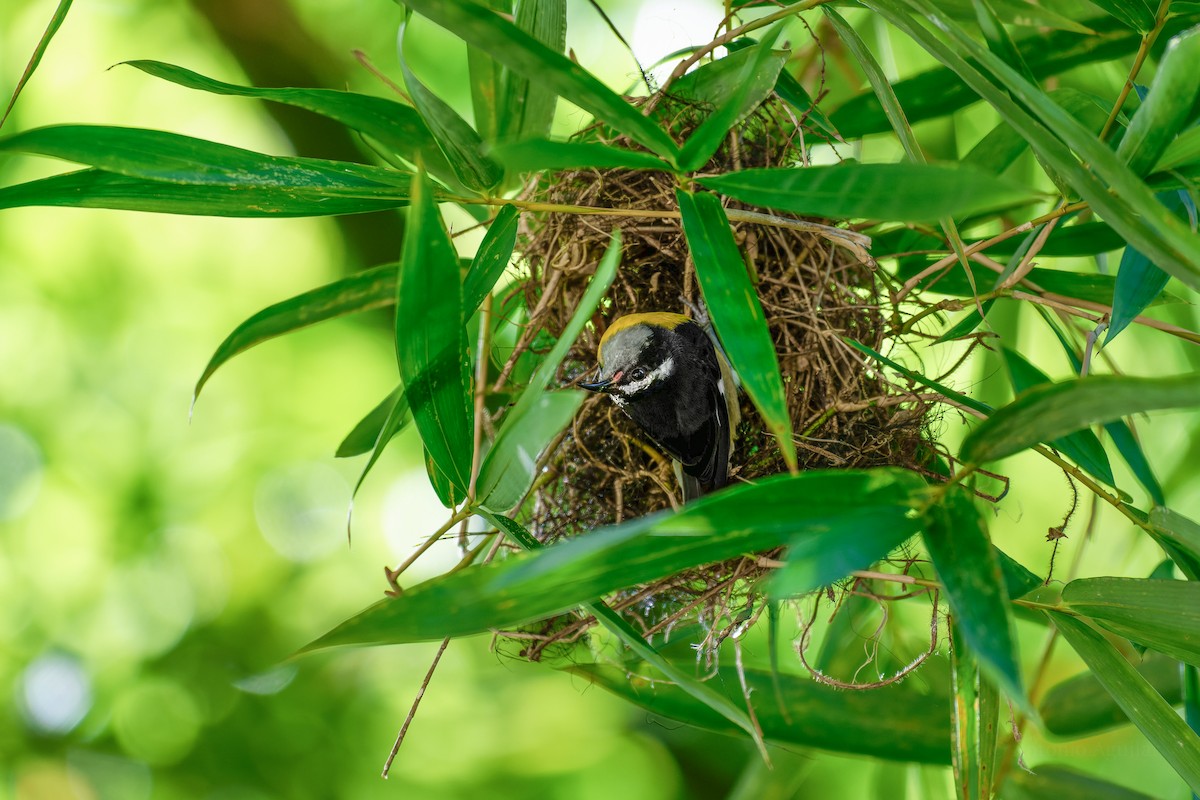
left=494, top=94, right=940, bottom=662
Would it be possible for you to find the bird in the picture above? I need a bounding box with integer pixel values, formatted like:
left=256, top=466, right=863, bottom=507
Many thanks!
left=579, top=311, right=739, bottom=502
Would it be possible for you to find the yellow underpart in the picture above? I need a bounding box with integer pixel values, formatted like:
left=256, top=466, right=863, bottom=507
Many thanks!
left=599, top=312, right=691, bottom=350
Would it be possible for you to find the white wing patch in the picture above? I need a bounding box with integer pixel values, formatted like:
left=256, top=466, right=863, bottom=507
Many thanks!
left=616, top=357, right=675, bottom=397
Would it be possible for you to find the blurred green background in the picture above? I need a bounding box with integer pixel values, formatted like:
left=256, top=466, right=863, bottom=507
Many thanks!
left=2, top=1, right=1199, bottom=798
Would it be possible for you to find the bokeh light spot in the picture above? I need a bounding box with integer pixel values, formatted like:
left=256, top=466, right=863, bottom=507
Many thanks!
left=112, top=678, right=202, bottom=766
left=0, top=423, right=43, bottom=520
left=254, top=462, right=348, bottom=562
left=18, top=652, right=92, bottom=735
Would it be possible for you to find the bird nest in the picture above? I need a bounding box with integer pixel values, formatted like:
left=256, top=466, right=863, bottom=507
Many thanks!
left=493, top=95, right=941, bottom=663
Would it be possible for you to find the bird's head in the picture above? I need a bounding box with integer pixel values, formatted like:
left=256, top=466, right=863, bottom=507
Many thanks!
left=579, top=312, right=689, bottom=401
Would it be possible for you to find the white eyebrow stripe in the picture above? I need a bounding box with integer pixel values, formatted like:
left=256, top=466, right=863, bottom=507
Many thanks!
left=617, top=357, right=674, bottom=396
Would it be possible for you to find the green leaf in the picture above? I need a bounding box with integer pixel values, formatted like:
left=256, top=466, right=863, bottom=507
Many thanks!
left=1087, top=0, right=1156, bottom=32
left=934, top=299, right=995, bottom=343
left=396, top=169, right=474, bottom=496
left=1117, top=27, right=1200, bottom=175
left=488, top=138, right=672, bottom=173
left=960, top=374, right=1200, bottom=465
left=677, top=189, right=796, bottom=470
left=485, top=513, right=769, bottom=759
left=950, top=622, right=1000, bottom=800
left=466, top=0, right=509, bottom=142
left=398, top=18, right=502, bottom=193
left=972, top=0, right=1036, bottom=84
left=996, top=546, right=1042, bottom=598
left=462, top=204, right=520, bottom=314
left=698, top=163, right=1035, bottom=222
left=1148, top=507, right=1200, bottom=581
left=767, top=504, right=922, bottom=599
left=303, top=469, right=926, bottom=647
left=403, top=0, right=679, bottom=161
left=1001, top=349, right=1116, bottom=487
left=846, top=337, right=992, bottom=415
left=1049, top=610, right=1200, bottom=794
left=475, top=390, right=583, bottom=512
left=194, top=263, right=397, bottom=402
left=721, top=38, right=841, bottom=141
left=567, top=662, right=952, bottom=764
left=336, top=385, right=407, bottom=458
left=677, top=32, right=788, bottom=171
left=866, top=1, right=1200, bottom=291
left=352, top=388, right=415, bottom=500
left=0, top=124, right=413, bottom=189
left=1062, top=578, right=1200, bottom=668
left=476, top=230, right=622, bottom=511
left=1041, top=655, right=1185, bottom=738
left=830, top=16, right=1152, bottom=138
left=500, top=0, right=565, bottom=141
left=1004, top=764, right=1161, bottom=800
left=1155, top=125, right=1200, bottom=172
left=924, top=488, right=1030, bottom=716
left=1, top=0, right=73, bottom=130
left=121, top=60, right=453, bottom=180
left=0, top=168, right=411, bottom=217
left=1107, top=191, right=1188, bottom=344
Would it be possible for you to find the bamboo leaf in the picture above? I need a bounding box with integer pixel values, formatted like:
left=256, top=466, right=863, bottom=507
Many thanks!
left=121, top=60, right=453, bottom=179
left=924, top=488, right=1030, bottom=717
left=960, top=374, right=1200, bottom=465
left=568, top=662, right=952, bottom=764
left=1001, top=349, right=1116, bottom=487
left=402, top=0, right=679, bottom=161
left=462, top=204, right=520, bottom=314
left=352, top=389, right=415, bottom=499
left=677, top=31, right=788, bottom=171
left=1, top=0, right=73, bottom=130
left=500, top=0, right=565, bottom=141
left=303, top=469, right=926, bottom=647
left=1086, top=0, right=1156, bottom=32
left=396, top=169, right=474, bottom=495
left=897, top=259, right=1179, bottom=306
left=1148, top=507, right=1200, bottom=581
left=336, top=385, right=407, bottom=458
left=1117, top=27, right=1200, bottom=176
left=1107, top=191, right=1189, bottom=344
left=399, top=18, right=502, bottom=192
left=194, top=263, right=396, bottom=402
left=488, top=138, right=671, bottom=173
left=1041, top=655, right=1184, bottom=738
left=0, top=168, right=411, bottom=217
left=466, top=0, right=509, bottom=142
left=677, top=189, right=796, bottom=470
left=698, top=163, right=1036, bottom=222
left=1062, top=578, right=1200, bottom=668
left=1005, top=765, right=1161, bottom=799
left=1049, top=611, right=1200, bottom=794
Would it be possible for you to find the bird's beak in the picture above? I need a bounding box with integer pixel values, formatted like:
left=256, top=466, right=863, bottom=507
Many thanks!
left=579, top=369, right=619, bottom=392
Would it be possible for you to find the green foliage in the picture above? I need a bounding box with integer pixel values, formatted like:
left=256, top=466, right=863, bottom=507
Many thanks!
left=5, top=0, right=1200, bottom=795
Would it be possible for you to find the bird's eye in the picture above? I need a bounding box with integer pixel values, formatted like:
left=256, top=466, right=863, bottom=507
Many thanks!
left=629, top=368, right=647, bottom=381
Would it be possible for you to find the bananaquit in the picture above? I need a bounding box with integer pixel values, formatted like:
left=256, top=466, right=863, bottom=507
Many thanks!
left=580, top=312, right=739, bottom=501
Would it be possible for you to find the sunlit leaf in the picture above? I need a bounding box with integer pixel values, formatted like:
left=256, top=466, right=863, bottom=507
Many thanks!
left=924, top=488, right=1030, bottom=716
left=677, top=189, right=796, bottom=469
left=1041, top=655, right=1184, bottom=738
left=304, top=469, right=926, bottom=647
left=466, top=0, right=509, bottom=142
left=399, top=19, right=502, bottom=193
left=1049, top=611, right=1200, bottom=794
left=960, top=374, right=1200, bottom=465
left=934, top=299, right=995, bottom=343
left=403, top=0, right=679, bottom=161
left=1062, top=578, right=1200, bottom=668
left=194, top=263, right=396, bottom=401
left=396, top=169, right=474, bottom=496
left=699, top=163, right=1035, bottom=222
left=568, top=662, right=953, bottom=764
left=1085, top=0, right=1155, bottom=32
left=1117, top=27, right=1200, bottom=176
